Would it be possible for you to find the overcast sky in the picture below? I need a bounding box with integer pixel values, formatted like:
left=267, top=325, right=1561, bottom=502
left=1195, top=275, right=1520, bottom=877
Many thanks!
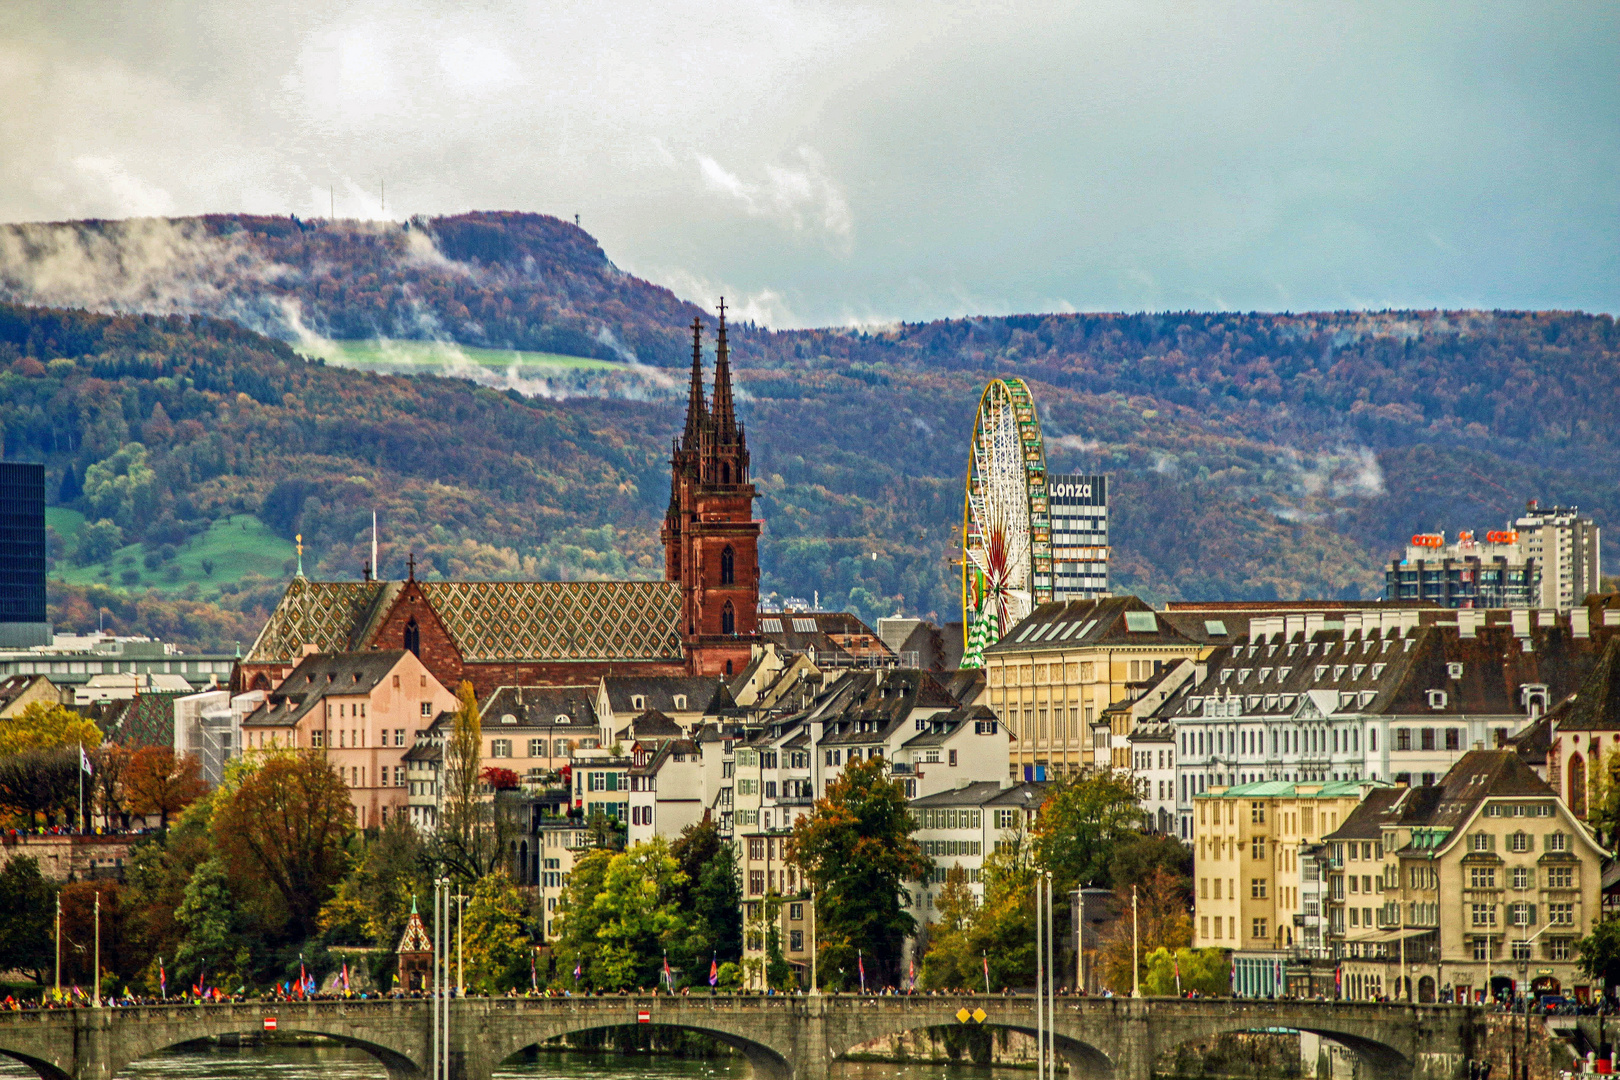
left=3, top=1, right=1616, bottom=328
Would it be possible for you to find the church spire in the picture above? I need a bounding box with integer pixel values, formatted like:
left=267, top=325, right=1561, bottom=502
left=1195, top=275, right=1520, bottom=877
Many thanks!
left=682, top=317, right=707, bottom=445
left=711, top=298, right=737, bottom=441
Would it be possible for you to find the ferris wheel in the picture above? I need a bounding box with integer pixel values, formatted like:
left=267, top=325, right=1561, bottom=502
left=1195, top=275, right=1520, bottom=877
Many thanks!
left=961, top=378, right=1052, bottom=667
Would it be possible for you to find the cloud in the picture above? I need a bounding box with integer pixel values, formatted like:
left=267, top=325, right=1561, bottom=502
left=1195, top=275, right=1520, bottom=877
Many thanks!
left=1282, top=446, right=1386, bottom=499
left=696, top=147, right=853, bottom=249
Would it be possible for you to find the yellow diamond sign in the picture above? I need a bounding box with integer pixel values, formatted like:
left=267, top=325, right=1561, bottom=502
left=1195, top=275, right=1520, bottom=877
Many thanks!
left=956, top=1008, right=972, bottom=1024
left=973, top=1008, right=987, bottom=1024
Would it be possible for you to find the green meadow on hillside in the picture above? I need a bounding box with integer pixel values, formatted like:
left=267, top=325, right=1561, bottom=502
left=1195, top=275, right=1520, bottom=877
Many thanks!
left=297, top=337, right=625, bottom=376
left=50, top=510, right=296, bottom=598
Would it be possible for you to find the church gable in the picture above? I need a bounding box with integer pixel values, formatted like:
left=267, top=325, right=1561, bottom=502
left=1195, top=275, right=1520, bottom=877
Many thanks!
left=245, top=578, right=391, bottom=664
left=397, top=908, right=432, bottom=954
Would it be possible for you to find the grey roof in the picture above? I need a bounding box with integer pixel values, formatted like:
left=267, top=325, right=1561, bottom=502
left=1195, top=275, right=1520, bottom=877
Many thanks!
left=242, top=650, right=409, bottom=728
left=1325, top=751, right=1556, bottom=844
left=983, top=781, right=1051, bottom=807
left=901, top=704, right=999, bottom=747
left=481, top=685, right=597, bottom=729
left=621, top=709, right=685, bottom=740
left=911, top=781, right=1007, bottom=808
left=602, top=676, right=730, bottom=714
left=985, top=595, right=1202, bottom=655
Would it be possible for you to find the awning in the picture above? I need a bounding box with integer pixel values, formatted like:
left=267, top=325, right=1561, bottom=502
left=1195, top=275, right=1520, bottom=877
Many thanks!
left=1349, top=927, right=1436, bottom=945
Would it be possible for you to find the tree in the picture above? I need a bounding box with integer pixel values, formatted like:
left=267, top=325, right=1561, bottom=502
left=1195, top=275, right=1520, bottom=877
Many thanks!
left=0, top=857, right=58, bottom=984
left=123, top=747, right=206, bottom=826
left=1578, top=918, right=1620, bottom=988
left=211, top=750, right=355, bottom=940
left=549, top=849, right=613, bottom=989
left=1098, top=865, right=1193, bottom=993
left=670, top=817, right=742, bottom=970
left=434, top=682, right=514, bottom=878
left=1142, top=946, right=1231, bottom=997
left=92, top=744, right=133, bottom=830
left=919, top=863, right=980, bottom=990
left=83, top=442, right=158, bottom=529
left=0, top=701, right=103, bottom=755
left=1586, top=748, right=1620, bottom=845
left=792, top=756, right=928, bottom=990
left=590, top=839, right=687, bottom=990
left=73, top=519, right=122, bottom=565
left=319, top=815, right=432, bottom=951
left=0, top=748, right=83, bottom=827
left=1032, top=771, right=1146, bottom=893
left=462, top=871, right=536, bottom=992
left=174, top=856, right=249, bottom=986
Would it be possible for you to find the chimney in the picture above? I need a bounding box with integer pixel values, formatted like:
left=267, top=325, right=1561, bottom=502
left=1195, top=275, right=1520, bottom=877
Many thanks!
left=1343, top=612, right=1363, bottom=639
left=1305, top=613, right=1325, bottom=640
left=1572, top=607, right=1591, bottom=639
left=1285, top=615, right=1304, bottom=641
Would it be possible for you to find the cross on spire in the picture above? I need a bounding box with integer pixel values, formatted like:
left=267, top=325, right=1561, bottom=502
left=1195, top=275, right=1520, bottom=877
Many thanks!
left=711, top=297, right=737, bottom=440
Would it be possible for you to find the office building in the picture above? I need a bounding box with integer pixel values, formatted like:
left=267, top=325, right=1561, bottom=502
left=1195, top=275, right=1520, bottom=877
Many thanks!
left=1386, top=501, right=1600, bottom=611
left=1049, top=474, right=1109, bottom=600
left=0, top=462, right=49, bottom=647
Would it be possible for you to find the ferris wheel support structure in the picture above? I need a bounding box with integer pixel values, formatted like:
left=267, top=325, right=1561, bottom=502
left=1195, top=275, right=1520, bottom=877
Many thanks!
left=960, top=377, right=1052, bottom=667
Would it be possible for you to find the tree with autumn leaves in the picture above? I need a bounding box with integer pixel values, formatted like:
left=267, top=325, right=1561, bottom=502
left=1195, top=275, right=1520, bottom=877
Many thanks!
left=792, top=756, right=929, bottom=990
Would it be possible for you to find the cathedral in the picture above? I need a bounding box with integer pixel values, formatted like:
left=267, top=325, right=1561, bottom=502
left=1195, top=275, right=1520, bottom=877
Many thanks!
left=238, top=306, right=760, bottom=697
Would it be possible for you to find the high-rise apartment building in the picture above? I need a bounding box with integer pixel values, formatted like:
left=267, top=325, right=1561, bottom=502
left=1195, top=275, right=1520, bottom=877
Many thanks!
left=1386, top=501, right=1601, bottom=611
left=1049, top=474, right=1109, bottom=600
left=0, top=463, right=49, bottom=648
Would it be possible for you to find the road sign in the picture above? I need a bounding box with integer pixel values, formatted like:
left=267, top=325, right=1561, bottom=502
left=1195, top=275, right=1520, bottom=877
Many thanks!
left=972, top=1008, right=987, bottom=1024
left=956, top=1008, right=971, bottom=1024
left=638, top=1010, right=651, bottom=1024
left=263, top=1018, right=277, bottom=1031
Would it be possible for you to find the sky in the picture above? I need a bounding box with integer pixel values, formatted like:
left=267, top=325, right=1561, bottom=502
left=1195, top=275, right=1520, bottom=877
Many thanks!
left=3, top=1, right=1617, bottom=328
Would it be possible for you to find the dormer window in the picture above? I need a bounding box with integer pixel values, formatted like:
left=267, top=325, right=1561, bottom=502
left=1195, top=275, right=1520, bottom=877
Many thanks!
left=1258, top=668, right=1273, bottom=683
left=1372, top=664, right=1385, bottom=680
left=632, top=695, right=645, bottom=710
left=1315, top=666, right=1328, bottom=680
left=501, top=713, right=518, bottom=725
left=1352, top=665, right=1365, bottom=680
left=673, top=695, right=687, bottom=711
left=1333, top=666, right=1347, bottom=681
left=1427, top=690, right=1448, bottom=710
left=1447, top=662, right=1464, bottom=680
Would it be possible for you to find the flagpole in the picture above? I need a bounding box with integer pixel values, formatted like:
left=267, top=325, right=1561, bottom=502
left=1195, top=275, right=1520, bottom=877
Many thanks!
left=1045, top=870, right=1055, bottom=1080
left=431, top=878, right=440, bottom=1080
left=1131, top=884, right=1141, bottom=999
left=809, top=888, right=818, bottom=996
left=54, top=895, right=61, bottom=999
left=454, top=891, right=466, bottom=996
left=1035, top=873, right=1044, bottom=1080
left=78, top=743, right=84, bottom=834
left=93, top=891, right=101, bottom=1008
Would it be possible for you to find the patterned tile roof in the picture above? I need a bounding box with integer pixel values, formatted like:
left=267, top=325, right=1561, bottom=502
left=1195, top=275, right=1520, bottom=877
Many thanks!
left=417, top=580, right=682, bottom=662
left=105, top=692, right=184, bottom=749
left=246, top=577, right=685, bottom=665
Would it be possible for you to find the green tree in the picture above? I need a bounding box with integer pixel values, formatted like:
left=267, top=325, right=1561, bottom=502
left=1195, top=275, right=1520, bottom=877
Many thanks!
left=0, top=748, right=82, bottom=827
left=1032, top=771, right=1146, bottom=892
left=83, top=442, right=158, bottom=530
left=1142, top=947, right=1230, bottom=997
left=73, top=518, right=123, bottom=565
left=919, top=863, right=980, bottom=990
left=1578, top=918, right=1620, bottom=988
left=174, top=857, right=249, bottom=986
left=462, top=870, right=536, bottom=992
left=1586, top=748, right=1620, bottom=845
left=670, top=817, right=742, bottom=970
left=792, top=756, right=928, bottom=990
left=0, top=857, right=58, bottom=984
left=591, top=839, right=687, bottom=990
left=319, top=816, right=432, bottom=951
left=549, top=849, right=613, bottom=989
left=433, top=681, right=515, bottom=878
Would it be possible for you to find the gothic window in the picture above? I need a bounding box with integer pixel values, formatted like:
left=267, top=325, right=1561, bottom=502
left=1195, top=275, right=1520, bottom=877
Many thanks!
left=404, top=617, right=421, bottom=657
left=722, top=462, right=732, bottom=484
left=1569, top=753, right=1587, bottom=818
left=251, top=672, right=271, bottom=691
left=721, top=545, right=735, bottom=585
left=722, top=601, right=736, bottom=635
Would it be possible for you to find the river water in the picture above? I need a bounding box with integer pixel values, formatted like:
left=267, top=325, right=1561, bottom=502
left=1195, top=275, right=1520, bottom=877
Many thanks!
left=0, top=1044, right=1033, bottom=1080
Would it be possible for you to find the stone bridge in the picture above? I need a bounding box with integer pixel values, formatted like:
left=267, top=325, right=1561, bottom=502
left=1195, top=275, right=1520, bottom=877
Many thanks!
left=0, top=994, right=1490, bottom=1080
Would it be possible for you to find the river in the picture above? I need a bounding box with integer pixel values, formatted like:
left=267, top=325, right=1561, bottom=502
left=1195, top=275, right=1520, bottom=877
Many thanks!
left=0, top=1043, right=1037, bottom=1080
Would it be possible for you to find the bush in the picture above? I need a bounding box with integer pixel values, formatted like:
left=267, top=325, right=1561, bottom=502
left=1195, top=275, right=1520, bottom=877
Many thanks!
left=200, top=558, right=215, bottom=577
left=119, top=569, right=140, bottom=586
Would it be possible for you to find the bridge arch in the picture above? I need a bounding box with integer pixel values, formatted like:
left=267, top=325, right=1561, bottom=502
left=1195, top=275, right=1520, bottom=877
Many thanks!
left=1152, top=1018, right=1413, bottom=1080
left=832, top=1020, right=1114, bottom=1080
left=102, top=1025, right=421, bottom=1080
left=477, top=1016, right=796, bottom=1080
left=0, top=1047, right=72, bottom=1080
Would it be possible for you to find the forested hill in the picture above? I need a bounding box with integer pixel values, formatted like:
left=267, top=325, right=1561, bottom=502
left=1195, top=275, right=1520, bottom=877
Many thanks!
left=1, top=212, right=1619, bottom=651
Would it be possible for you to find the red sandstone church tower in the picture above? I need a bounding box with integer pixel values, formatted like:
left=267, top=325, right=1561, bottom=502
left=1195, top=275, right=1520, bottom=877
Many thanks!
left=663, top=302, right=761, bottom=677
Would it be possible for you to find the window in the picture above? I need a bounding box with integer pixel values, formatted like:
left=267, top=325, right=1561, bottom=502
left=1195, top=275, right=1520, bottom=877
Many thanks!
left=720, top=545, right=736, bottom=585
left=948, top=749, right=958, bottom=767
left=421, top=702, right=433, bottom=717
left=1252, top=837, right=1266, bottom=860
left=1509, top=902, right=1535, bottom=926
left=1512, top=867, right=1532, bottom=889
left=1547, top=832, right=1568, bottom=852
left=789, top=930, right=804, bottom=952
left=1469, top=866, right=1497, bottom=889
left=721, top=601, right=736, bottom=635
left=1250, top=801, right=1266, bottom=823
left=529, top=739, right=547, bottom=757
left=1396, top=728, right=1411, bottom=750
left=1548, top=903, right=1575, bottom=925
left=1546, top=866, right=1574, bottom=889
left=492, top=739, right=512, bottom=758
left=1470, top=903, right=1496, bottom=927
left=395, top=729, right=406, bottom=747
left=312, top=731, right=324, bottom=748
left=1509, top=832, right=1531, bottom=853
left=748, top=870, right=765, bottom=895
left=1427, top=690, right=1448, bottom=709
left=789, top=903, right=803, bottom=921
left=1549, top=938, right=1574, bottom=961
left=1251, top=878, right=1267, bottom=898
left=1472, top=937, right=1489, bottom=961
left=1421, top=728, right=1436, bottom=750
left=1512, top=941, right=1532, bottom=960
left=1471, top=832, right=1493, bottom=852
left=1446, top=728, right=1462, bottom=750
left=1252, top=918, right=1268, bottom=940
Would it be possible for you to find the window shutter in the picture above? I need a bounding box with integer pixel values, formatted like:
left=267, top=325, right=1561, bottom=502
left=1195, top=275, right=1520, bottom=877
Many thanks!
left=1527, top=903, right=1537, bottom=925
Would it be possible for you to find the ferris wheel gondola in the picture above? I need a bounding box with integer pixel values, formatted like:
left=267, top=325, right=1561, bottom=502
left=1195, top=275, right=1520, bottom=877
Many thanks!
left=961, top=378, right=1052, bottom=667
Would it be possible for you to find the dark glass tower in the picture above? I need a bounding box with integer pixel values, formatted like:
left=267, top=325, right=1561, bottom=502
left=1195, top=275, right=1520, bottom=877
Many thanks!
left=0, top=462, right=50, bottom=647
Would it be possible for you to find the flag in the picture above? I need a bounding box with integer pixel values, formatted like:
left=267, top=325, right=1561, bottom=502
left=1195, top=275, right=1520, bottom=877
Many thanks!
left=341, top=962, right=350, bottom=992
left=574, top=960, right=582, bottom=982
left=858, top=951, right=866, bottom=994
left=298, top=957, right=308, bottom=999
left=982, top=953, right=989, bottom=988
left=194, top=970, right=204, bottom=998
left=663, top=954, right=673, bottom=991
left=1230, top=957, right=1237, bottom=997
left=530, top=951, right=538, bottom=992
left=79, top=745, right=92, bottom=775
left=159, top=961, right=166, bottom=997
left=708, top=956, right=718, bottom=987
